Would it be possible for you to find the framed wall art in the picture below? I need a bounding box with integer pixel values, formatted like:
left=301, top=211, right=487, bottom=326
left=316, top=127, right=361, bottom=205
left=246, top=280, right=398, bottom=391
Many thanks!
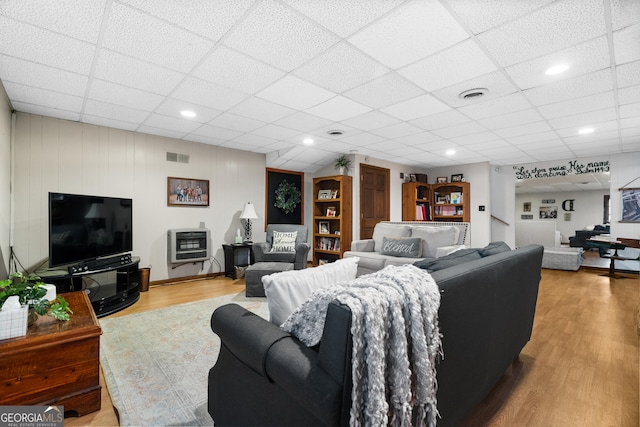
left=621, top=188, right=640, bottom=222
left=266, top=168, right=304, bottom=225
left=167, top=177, right=209, bottom=207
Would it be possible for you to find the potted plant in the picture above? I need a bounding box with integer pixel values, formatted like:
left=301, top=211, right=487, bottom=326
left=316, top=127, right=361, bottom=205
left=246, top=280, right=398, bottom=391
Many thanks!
left=0, top=272, right=72, bottom=322
left=334, top=155, right=352, bottom=175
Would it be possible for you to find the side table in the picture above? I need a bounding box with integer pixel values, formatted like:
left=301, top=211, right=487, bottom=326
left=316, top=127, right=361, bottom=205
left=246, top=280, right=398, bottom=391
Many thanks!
left=222, top=243, right=255, bottom=279
left=0, top=291, right=102, bottom=416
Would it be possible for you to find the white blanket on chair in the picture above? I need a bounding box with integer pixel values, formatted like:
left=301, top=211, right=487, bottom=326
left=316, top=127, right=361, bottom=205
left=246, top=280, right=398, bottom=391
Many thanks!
left=281, top=264, right=442, bottom=427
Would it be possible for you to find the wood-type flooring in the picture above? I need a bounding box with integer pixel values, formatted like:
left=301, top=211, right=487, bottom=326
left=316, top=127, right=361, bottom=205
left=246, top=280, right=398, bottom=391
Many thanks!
left=66, top=267, right=639, bottom=427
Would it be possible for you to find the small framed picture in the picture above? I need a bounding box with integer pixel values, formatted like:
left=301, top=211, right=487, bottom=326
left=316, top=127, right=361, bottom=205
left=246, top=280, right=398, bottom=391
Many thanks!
left=331, top=190, right=338, bottom=199
left=318, top=189, right=332, bottom=199
left=318, top=221, right=330, bottom=234
left=326, top=206, right=336, bottom=217
left=451, top=174, right=463, bottom=182
left=437, top=176, right=448, bottom=184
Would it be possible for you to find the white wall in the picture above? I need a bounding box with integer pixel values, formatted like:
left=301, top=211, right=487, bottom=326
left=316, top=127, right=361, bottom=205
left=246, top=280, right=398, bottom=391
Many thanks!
left=426, top=162, right=492, bottom=247
left=0, top=83, right=11, bottom=278
left=490, top=165, right=516, bottom=247
left=11, top=112, right=266, bottom=282
left=515, top=190, right=608, bottom=243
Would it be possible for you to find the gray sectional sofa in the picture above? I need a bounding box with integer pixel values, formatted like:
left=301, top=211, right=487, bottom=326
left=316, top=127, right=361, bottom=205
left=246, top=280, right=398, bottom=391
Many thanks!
left=208, top=243, right=544, bottom=426
left=344, top=221, right=469, bottom=276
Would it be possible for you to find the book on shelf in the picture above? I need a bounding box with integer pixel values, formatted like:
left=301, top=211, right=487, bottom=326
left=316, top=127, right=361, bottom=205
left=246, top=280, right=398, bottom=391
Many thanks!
left=415, top=203, right=431, bottom=220
left=317, top=237, right=340, bottom=251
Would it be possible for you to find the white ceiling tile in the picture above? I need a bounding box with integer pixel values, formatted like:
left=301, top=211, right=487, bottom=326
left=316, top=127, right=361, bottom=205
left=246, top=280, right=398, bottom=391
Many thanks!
left=364, top=140, right=412, bottom=152
left=305, top=96, right=371, bottom=121
left=186, top=135, right=228, bottom=146
left=311, top=123, right=362, bottom=139
left=557, top=122, right=619, bottom=138
left=399, top=40, right=497, bottom=92
left=548, top=108, right=617, bottom=130
left=223, top=0, right=337, bottom=72
left=0, top=16, right=95, bottom=74
left=478, top=108, right=544, bottom=130
left=221, top=140, right=267, bottom=152
left=4, top=81, right=84, bottom=112
left=251, top=124, right=301, bottom=141
left=446, top=0, right=555, bottom=34
left=477, top=0, right=606, bottom=66
left=173, top=77, right=249, bottom=111
left=370, top=122, right=424, bottom=139
left=143, top=113, right=202, bottom=134
left=348, top=1, right=468, bottom=68
left=616, top=60, right=640, bottom=88
left=339, top=132, right=386, bottom=146
left=505, top=37, right=610, bottom=90
left=409, top=110, right=471, bottom=131
left=283, top=0, right=403, bottom=37
left=395, top=132, right=442, bottom=147
left=137, top=124, right=187, bottom=139
left=231, top=133, right=277, bottom=148
left=208, top=112, right=265, bottom=133
left=312, top=139, right=358, bottom=152
left=257, top=75, right=335, bottom=110
left=83, top=115, right=138, bottom=131
left=341, top=111, right=400, bottom=131
left=621, top=138, right=640, bottom=151
left=193, top=46, right=285, bottom=94
left=619, top=85, right=640, bottom=105
left=0, top=0, right=105, bottom=42
left=610, top=0, right=640, bottom=30
left=614, top=24, right=640, bottom=65
left=343, top=72, right=423, bottom=109
left=273, top=112, right=332, bottom=132
left=154, top=98, right=222, bottom=123
left=494, top=121, right=553, bottom=138
left=190, top=124, right=243, bottom=141
left=431, top=121, right=488, bottom=139
left=0, top=55, right=88, bottom=96
left=620, top=102, right=640, bottom=118
left=506, top=131, right=562, bottom=145
left=523, top=69, right=613, bottom=106
left=381, top=94, right=450, bottom=121
left=89, top=79, right=164, bottom=111
left=621, top=116, right=640, bottom=128
left=457, top=92, right=532, bottom=120
left=120, top=0, right=254, bottom=41
left=537, top=91, right=616, bottom=119
left=83, top=99, right=149, bottom=124
left=103, top=3, right=212, bottom=73
left=432, top=71, right=518, bottom=108
left=294, top=42, right=388, bottom=93
left=450, top=131, right=503, bottom=146
left=10, top=101, right=80, bottom=121
left=229, top=97, right=295, bottom=123
left=94, top=50, right=186, bottom=95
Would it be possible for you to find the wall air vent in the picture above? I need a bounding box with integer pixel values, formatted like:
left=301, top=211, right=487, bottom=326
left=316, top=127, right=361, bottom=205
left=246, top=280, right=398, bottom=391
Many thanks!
left=166, top=152, right=190, bottom=163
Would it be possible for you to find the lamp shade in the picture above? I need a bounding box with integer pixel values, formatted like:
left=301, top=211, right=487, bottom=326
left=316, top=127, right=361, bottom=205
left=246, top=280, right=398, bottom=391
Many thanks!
left=239, top=202, right=258, bottom=220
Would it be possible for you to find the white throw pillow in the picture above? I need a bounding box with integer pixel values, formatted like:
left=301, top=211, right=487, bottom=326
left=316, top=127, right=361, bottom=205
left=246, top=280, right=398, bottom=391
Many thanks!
left=263, top=257, right=359, bottom=326
left=372, top=223, right=411, bottom=252
left=410, top=226, right=458, bottom=258
left=270, top=230, right=297, bottom=252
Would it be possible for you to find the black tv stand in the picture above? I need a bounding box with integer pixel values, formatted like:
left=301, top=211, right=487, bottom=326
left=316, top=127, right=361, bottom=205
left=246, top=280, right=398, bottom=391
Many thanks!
left=38, top=256, right=140, bottom=318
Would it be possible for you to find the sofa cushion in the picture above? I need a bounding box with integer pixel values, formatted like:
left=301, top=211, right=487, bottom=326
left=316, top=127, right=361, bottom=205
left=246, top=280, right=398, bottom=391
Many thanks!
left=478, top=241, right=511, bottom=257
left=271, top=231, right=297, bottom=252
left=410, top=226, right=458, bottom=258
left=262, top=257, right=359, bottom=326
left=414, top=248, right=481, bottom=272
left=372, top=223, right=411, bottom=252
left=344, top=251, right=386, bottom=272
left=380, top=236, right=422, bottom=258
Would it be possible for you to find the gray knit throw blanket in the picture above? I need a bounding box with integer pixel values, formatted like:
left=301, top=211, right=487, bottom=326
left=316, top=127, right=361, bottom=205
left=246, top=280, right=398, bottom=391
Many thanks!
left=281, top=264, right=442, bottom=427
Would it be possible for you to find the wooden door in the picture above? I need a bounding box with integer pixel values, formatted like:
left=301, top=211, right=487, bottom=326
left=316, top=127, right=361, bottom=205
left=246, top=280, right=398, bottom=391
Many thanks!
left=360, top=164, right=390, bottom=239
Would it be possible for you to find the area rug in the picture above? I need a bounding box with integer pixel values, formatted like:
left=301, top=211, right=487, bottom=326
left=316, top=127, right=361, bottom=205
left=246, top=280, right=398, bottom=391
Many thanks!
left=99, top=292, right=268, bottom=426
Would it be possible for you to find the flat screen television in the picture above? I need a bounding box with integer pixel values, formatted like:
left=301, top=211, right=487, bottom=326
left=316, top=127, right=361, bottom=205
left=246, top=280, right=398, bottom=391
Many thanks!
left=48, top=192, right=133, bottom=267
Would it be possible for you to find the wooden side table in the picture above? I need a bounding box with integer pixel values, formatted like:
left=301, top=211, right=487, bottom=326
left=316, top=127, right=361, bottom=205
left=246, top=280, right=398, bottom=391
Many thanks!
left=0, top=291, right=102, bottom=416
left=222, top=243, right=254, bottom=279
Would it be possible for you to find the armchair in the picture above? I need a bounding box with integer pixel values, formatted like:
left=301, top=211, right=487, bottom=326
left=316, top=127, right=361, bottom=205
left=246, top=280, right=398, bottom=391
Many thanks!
left=253, top=224, right=310, bottom=270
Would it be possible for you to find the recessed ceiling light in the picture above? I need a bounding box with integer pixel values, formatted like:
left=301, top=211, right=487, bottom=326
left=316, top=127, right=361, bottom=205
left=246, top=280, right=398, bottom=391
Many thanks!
left=303, top=138, right=314, bottom=145
left=446, top=149, right=456, bottom=156
left=180, top=110, right=196, bottom=118
left=545, top=64, right=569, bottom=75
left=578, top=127, right=594, bottom=135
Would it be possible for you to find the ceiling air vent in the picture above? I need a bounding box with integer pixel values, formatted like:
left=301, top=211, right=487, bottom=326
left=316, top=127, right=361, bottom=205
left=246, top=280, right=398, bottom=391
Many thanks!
left=327, top=130, right=344, bottom=136
left=458, top=88, right=488, bottom=100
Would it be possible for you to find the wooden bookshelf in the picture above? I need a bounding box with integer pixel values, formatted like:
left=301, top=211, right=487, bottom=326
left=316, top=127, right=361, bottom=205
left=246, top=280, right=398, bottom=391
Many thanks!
left=312, top=175, right=352, bottom=265
left=402, top=181, right=432, bottom=221
left=432, top=181, right=470, bottom=222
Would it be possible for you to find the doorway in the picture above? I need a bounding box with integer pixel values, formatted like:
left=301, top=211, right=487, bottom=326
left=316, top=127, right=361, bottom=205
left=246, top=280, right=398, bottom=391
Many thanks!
left=360, top=164, right=390, bottom=239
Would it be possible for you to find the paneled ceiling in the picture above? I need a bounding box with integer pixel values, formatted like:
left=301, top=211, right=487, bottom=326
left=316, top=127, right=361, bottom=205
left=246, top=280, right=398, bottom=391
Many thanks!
left=1, top=0, right=639, bottom=173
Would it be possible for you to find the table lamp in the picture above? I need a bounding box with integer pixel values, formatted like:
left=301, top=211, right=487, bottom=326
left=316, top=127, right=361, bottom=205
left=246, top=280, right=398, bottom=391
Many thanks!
left=239, top=202, right=258, bottom=243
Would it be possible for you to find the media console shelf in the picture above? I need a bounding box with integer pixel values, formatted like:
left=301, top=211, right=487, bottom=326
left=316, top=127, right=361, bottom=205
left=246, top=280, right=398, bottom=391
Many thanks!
left=38, top=256, right=141, bottom=318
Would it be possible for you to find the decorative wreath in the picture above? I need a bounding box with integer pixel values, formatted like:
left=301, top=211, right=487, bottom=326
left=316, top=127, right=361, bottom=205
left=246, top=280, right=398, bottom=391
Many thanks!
left=274, top=180, right=301, bottom=214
